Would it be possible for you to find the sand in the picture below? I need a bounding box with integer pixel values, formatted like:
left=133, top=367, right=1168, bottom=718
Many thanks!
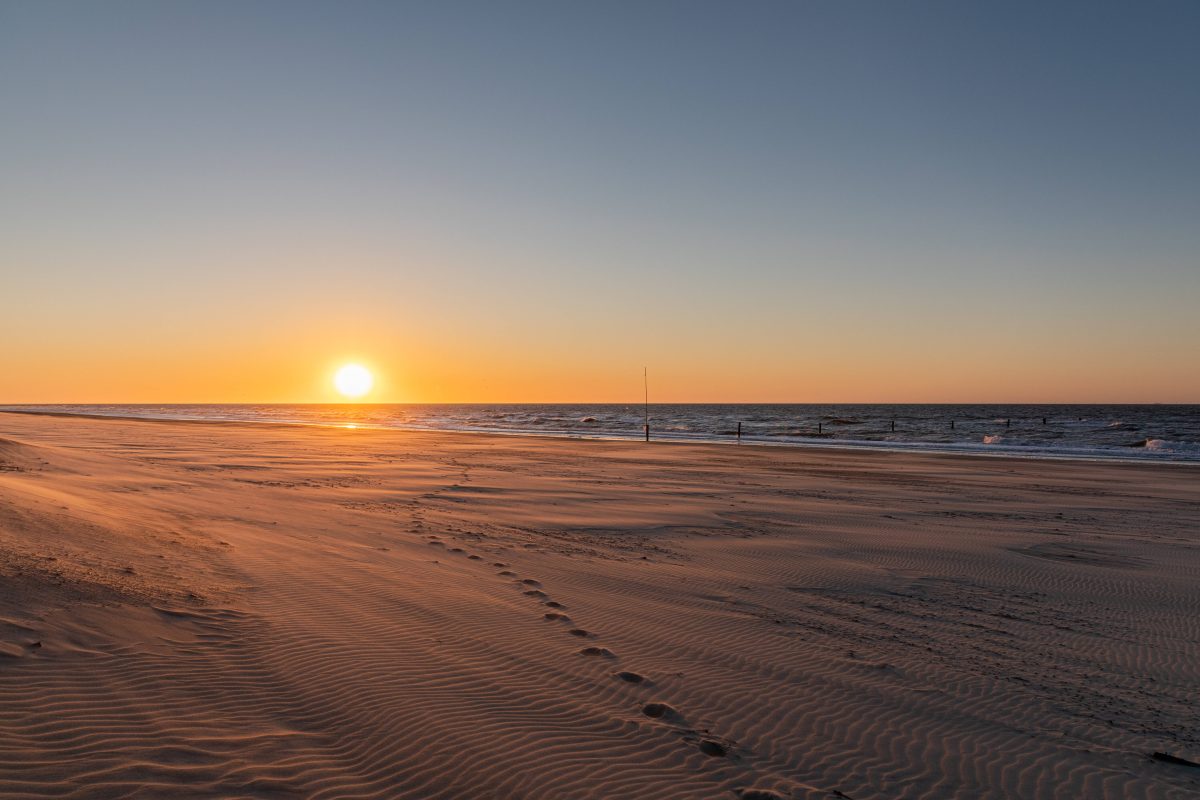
left=0, top=412, right=1197, bottom=800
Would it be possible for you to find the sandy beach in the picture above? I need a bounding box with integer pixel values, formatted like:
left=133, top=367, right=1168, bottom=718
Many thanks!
left=0, top=411, right=1197, bottom=799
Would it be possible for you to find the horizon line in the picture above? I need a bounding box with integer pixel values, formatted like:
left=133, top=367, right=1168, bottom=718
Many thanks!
left=3, top=401, right=1196, bottom=407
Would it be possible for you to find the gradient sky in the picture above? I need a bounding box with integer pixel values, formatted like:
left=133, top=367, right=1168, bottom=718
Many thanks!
left=2, top=0, right=1197, bottom=403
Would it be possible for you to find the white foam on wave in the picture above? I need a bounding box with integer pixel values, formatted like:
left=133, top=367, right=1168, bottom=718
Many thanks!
left=983, top=435, right=1005, bottom=445
left=1143, top=439, right=1200, bottom=454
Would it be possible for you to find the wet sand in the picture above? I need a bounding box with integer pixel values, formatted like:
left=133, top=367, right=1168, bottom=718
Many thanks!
left=1, top=412, right=1197, bottom=799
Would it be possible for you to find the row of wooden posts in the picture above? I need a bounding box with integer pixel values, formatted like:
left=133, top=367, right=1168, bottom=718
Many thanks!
left=643, top=416, right=1056, bottom=442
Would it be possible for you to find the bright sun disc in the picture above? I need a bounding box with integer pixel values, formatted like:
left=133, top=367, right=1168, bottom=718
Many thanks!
left=334, top=364, right=373, bottom=398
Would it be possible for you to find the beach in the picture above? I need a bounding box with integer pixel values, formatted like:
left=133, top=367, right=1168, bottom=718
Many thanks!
left=1, top=411, right=1197, bottom=799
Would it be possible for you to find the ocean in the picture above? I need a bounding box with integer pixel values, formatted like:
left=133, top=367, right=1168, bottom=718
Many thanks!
left=3, top=404, right=1198, bottom=463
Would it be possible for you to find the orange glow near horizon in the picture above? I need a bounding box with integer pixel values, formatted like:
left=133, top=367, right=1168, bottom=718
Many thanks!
left=1, top=334, right=1196, bottom=405
left=0, top=281, right=1197, bottom=406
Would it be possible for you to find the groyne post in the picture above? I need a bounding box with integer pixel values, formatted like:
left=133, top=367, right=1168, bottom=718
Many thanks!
left=737, top=422, right=742, bottom=442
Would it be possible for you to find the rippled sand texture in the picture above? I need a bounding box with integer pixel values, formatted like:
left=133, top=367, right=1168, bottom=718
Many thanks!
left=1, top=413, right=1197, bottom=799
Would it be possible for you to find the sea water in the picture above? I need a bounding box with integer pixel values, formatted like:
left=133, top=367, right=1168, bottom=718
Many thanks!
left=4, top=404, right=1198, bottom=463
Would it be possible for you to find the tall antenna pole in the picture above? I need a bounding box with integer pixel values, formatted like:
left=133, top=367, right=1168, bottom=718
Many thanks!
left=643, top=367, right=649, bottom=442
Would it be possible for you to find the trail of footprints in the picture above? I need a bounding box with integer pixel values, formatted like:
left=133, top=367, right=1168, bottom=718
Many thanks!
left=426, top=535, right=738, bottom=764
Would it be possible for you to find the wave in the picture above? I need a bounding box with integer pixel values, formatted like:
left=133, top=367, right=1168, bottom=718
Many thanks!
left=3, top=405, right=1198, bottom=463
left=1143, top=439, right=1200, bottom=455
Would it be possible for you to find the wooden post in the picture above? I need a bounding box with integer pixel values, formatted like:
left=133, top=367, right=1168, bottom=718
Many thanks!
left=644, top=423, right=649, bottom=442
left=818, top=422, right=822, bottom=435
left=1042, top=417, right=1047, bottom=425
left=950, top=420, right=955, bottom=430
left=891, top=420, right=896, bottom=432
left=737, top=421, right=742, bottom=442
left=1006, top=418, right=1011, bottom=428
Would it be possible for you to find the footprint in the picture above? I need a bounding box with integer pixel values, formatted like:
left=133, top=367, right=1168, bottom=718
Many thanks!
left=448, top=547, right=465, bottom=553
left=493, top=562, right=508, bottom=568
left=641, top=702, right=677, bottom=719
left=697, top=740, right=727, bottom=758
left=498, top=570, right=517, bottom=577
left=738, top=791, right=785, bottom=800
left=579, top=646, right=615, bottom=658
left=467, top=554, right=482, bottom=560
left=543, top=612, right=571, bottom=622
left=520, top=579, right=542, bottom=587
left=543, top=601, right=566, bottom=609
left=568, top=628, right=595, bottom=638
left=614, top=671, right=646, bottom=684
left=524, top=589, right=548, bottom=598
left=428, top=541, right=445, bottom=547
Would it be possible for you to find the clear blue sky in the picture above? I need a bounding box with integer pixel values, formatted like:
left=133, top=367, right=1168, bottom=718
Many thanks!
left=2, top=1, right=1197, bottom=402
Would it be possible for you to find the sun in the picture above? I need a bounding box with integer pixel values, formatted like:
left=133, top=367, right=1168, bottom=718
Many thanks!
left=334, top=364, right=373, bottom=398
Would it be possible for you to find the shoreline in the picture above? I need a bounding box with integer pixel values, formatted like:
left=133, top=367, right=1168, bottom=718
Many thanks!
left=3, top=406, right=1196, bottom=468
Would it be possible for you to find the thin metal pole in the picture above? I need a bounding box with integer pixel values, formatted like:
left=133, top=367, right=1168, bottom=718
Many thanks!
left=643, top=367, right=649, bottom=442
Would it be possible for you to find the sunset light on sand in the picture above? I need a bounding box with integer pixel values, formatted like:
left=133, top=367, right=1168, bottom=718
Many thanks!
left=1, top=2, right=1197, bottom=799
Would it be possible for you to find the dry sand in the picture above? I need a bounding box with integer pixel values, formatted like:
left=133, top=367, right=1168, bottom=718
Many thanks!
left=0, top=412, right=1197, bottom=799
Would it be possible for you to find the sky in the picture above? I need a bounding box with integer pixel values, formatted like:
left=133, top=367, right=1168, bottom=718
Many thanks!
left=2, top=0, right=1197, bottom=403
